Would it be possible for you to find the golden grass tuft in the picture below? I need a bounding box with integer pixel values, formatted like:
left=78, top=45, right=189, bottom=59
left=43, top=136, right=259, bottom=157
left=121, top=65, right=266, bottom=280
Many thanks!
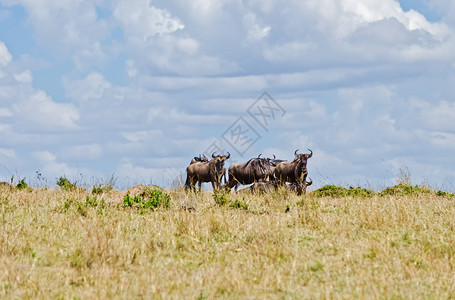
left=1, top=185, right=454, bottom=298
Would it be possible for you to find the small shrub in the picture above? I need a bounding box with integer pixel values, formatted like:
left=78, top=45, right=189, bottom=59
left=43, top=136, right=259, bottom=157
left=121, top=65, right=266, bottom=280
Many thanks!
left=230, top=199, right=249, bottom=210
left=123, top=187, right=171, bottom=210
left=437, top=190, right=455, bottom=199
left=91, top=184, right=114, bottom=195
left=85, top=196, right=99, bottom=207
left=145, top=188, right=171, bottom=209
left=16, top=178, right=28, bottom=190
left=76, top=201, right=88, bottom=217
left=57, top=176, right=77, bottom=191
left=309, top=261, right=324, bottom=272
left=123, top=192, right=139, bottom=207
left=213, top=190, right=230, bottom=206
left=91, top=185, right=103, bottom=195
left=313, top=185, right=375, bottom=198
left=61, top=197, right=77, bottom=212
left=380, top=183, right=431, bottom=197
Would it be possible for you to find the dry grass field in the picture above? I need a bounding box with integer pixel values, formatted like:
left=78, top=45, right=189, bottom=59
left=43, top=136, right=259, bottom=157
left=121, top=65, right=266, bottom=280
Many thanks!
left=1, top=182, right=455, bottom=299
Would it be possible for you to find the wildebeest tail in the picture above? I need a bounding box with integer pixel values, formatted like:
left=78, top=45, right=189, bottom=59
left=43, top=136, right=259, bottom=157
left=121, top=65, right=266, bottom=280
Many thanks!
left=184, top=174, right=191, bottom=189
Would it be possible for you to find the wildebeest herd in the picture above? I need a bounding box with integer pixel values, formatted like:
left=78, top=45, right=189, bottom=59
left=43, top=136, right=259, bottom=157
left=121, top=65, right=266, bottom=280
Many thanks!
left=185, top=150, right=313, bottom=195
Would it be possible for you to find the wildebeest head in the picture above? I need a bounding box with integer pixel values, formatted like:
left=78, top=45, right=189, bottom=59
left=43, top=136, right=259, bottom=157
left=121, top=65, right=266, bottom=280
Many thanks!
left=294, top=149, right=313, bottom=160
left=212, top=152, right=230, bottom=172
left=293, top=149, right=313, bottom=173
left=294, top=149, right=312, bottom=164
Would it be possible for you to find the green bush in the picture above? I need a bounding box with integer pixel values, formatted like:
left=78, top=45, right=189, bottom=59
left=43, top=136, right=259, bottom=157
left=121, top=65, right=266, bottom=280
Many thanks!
left=91, top=184, right=114, bottom=195
left=212, top=190, right=230, bottom=206
left=437, top=190, right=455, bottom=199
left=57, top=176, right=77, bottom=191
left=16, top=178, right=29, bottom=190
left=230, top=199, right=249, bottom=210
left=312, top=185, right=375, bottom=198
left=85, top=196, right=99, bottom=207
left=379, top=183, right=432, bottom=197
left=123, top=187, right=171, bottom=210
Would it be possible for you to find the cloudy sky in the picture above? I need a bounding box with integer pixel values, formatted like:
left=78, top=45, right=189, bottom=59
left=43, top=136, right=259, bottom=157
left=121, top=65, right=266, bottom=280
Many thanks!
left=1, top=0, right=454, bottom=190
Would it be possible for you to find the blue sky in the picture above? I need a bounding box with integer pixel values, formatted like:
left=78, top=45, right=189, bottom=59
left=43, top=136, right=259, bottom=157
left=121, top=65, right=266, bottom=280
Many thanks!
left=1, top=0, right=455, bottom=190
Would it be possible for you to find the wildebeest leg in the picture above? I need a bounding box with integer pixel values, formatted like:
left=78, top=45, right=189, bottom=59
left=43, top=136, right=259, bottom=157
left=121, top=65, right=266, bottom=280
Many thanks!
left=224, top=178, right=235, bottom=192
left=189, top=177, right=196, bottom=192
left=276, top=176, right=285, bottom=190
left=211, top=181, right=217, bottom=191
left=198, top=181, right=202, bottom=192
left=296, top=182, right=303, bottom=195
left=185, top=175, right=195, bottom=191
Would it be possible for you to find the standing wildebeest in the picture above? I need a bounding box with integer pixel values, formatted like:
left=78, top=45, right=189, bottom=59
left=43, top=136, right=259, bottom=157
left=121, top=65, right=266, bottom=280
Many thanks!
left=225, top=154, right=275, bottom=192
left=185, top=152, right=230, bottom=191
left=190, top=154, right=209, bottom=165
left=274, top=149, right=313, bottom=194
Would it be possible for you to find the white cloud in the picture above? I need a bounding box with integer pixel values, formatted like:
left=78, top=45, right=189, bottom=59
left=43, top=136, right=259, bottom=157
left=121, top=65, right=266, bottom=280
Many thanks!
left=14, top=70, right=33, bottom=83
left=0, top=148, right=16, bottom=159
left=403, top=97, right=455, bottom=132
left=3, top=0, right=110, bottom=68
left=63, top=144, right=103, bottom=161
left=113, top=0, right=184, bottom=40
left=12, top=90, right=80, bottom=130
left=0, top=41, right=12, bottom=66
left=243, top=12, right=271, bottom=42
left=32, top=150, right=79, bottom=178
left=65, top=72, right=112, bottom=102
left=0, top=107, right=13, bottom=117
left=115, top=161, right=179, bottom=187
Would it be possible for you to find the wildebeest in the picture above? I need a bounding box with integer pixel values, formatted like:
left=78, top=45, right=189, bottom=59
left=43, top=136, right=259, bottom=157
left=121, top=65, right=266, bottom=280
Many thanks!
left=185, top=152, right=230, bottom=191
left=190, top=154, right=209, bottom=165
left=274, top=149, right=313, bottom=194
left=269, top=154, right=286, bottom=167
left=225, top=154, right=275, bottom=192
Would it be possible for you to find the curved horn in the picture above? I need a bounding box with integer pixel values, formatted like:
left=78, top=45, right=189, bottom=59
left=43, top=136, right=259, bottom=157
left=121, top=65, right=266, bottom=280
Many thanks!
left=212, top=152, right=216, bottom=159
left=306, top=149, right=313, bottom=158
left=226, top=152, right=230, bottom=159
left=294, top=149, right=299, bottom=155
left=202, top=154, right=207, bottom=159
left=306, top=177, right=313, bottom=186
left=273, top=154, right=276, bottom=159
left=258, top=153, right=262, bottom=158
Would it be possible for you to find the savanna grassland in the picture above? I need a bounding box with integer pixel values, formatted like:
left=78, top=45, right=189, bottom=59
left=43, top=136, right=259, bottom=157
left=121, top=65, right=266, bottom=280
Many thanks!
left=1, top=182, right=455, bottom=299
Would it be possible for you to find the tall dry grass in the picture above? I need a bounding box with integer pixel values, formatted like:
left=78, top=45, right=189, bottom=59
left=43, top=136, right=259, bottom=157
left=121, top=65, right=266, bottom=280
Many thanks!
left=0, top=185, right=454, bottom=298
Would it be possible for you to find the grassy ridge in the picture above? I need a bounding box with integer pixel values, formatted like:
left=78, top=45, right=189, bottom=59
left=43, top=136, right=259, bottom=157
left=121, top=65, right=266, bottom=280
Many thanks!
left=1, top=184, right=455, bottom=298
